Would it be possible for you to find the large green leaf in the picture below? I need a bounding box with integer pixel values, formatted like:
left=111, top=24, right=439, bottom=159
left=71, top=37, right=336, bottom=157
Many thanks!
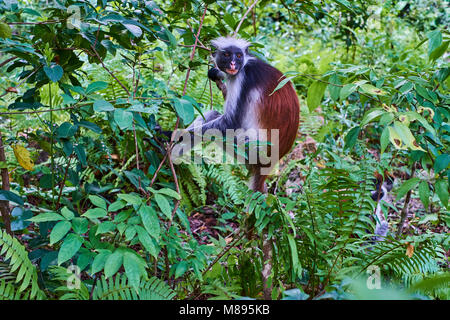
left=93, top=100, right=114, bottom=112
left=139, top=205, right=160, bottom=240
left=114, top=109, right=133, bottom=130
left=154, top=194, right=172, bottom=220
left=104, top=250, right=123, bottom=278
left=396, top=177, right=420, bottom=200
left=91, top=250, right=112, bottom=275
left=434, top=154, right=450, bottom=173
left=435, top=179, right=449, bottom=209
left=173, top=97, right=195, bottom=125
left=57, top=233, right=84, bottom=265
left=0, top=190, right=24, bottom=205
left=28, top=212, right=64, bottom=223
left=50, top=220, right=72, bottom=245
left=307, top=81, right=327, bottom=112
left=135, top=226, right=159, bottom=258
left=123, top=251, right=146, bottom=291
left=44, top=64, right=63, bottom=82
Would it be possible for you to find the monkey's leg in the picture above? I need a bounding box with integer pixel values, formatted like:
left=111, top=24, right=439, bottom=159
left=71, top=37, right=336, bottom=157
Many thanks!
left=248, top=167, right=274, bottom=300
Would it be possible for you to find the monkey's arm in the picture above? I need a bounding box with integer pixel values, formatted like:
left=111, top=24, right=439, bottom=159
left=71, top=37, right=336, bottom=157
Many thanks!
left=208, top=68, right=227, bottom=99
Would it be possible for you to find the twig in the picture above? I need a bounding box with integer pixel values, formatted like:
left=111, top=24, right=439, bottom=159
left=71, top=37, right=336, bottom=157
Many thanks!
left=0, top=57, right=18, bottom=69
left=7, top=19, right=66, bottom=25
left=90, top=45, right=130, bottom=97
left=396, top=163, right=416, bottom=237
left=56, top=155, right=73, bottom=208
left=0, top=130, right=12, bottom=235
left=233, top=0, right=259, bottom=36
left=182, top=5, right=208, bottom=96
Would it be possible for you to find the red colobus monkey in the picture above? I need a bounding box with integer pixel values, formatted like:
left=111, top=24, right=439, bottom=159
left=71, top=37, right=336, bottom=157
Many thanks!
left=183, top=36, right=300, bottom=192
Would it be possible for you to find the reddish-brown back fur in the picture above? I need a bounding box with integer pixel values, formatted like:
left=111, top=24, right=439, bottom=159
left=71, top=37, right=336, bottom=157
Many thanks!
left=251, top=67, right=300, bottom=192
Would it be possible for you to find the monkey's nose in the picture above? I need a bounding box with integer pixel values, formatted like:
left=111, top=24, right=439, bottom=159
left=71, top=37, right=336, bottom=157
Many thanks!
left=230, top=61, right=236, bottom=70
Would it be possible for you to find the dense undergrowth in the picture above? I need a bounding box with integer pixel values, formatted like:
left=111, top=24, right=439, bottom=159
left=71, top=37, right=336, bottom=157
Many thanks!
left=0, top=0, right=449, bottom=300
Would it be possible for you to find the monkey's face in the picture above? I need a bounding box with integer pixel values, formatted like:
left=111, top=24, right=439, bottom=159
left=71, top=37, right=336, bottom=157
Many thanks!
left=215, top=46, right=245, bottom=76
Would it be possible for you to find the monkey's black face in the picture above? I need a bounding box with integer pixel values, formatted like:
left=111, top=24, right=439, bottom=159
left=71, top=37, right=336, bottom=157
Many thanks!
left=215, top=46, right=245, bottom=76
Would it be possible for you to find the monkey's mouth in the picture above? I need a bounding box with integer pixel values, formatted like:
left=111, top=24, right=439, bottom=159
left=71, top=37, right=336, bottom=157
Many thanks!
left=225, top=69, right=238, bottom=75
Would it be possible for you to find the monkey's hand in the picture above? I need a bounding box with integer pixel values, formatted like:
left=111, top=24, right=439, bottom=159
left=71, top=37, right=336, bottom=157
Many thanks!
left=208, top=68, right=227, bottom=99
left=208, top=68, right=225, bottom=82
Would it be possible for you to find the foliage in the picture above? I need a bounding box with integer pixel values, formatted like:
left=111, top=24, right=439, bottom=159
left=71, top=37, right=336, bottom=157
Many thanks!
left=0, top=0, right=448, bottom=301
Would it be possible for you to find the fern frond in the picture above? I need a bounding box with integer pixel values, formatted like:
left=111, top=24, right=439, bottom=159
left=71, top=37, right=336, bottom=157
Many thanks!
left=0, top=229, right=45, bottom=299
left=92, top=274, right=175, bottom=300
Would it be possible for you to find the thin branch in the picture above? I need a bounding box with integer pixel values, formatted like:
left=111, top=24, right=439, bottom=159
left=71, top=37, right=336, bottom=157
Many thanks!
left=0, top=130, right=12, bottom=235
left=233, top=0, right=259, bottom=36
left=90, top=45, right=130, bottom=97
left=7, top=19, right=66, bottom=25
left=0, top=57, right=18, bottom=69
left=396, top=163, right=416, bottom=237
left=56, top=155, right=73, bottom=208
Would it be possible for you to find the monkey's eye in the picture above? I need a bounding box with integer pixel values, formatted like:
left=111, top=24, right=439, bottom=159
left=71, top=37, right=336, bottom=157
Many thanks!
left=236, top=53, right=242, bottom=58
left=224, top=52, right=230, bottom=57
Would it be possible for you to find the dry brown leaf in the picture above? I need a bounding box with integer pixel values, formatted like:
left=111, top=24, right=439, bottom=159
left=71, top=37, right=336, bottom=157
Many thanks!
left=406, top=243, right=414, bottom=258
left=12, top=144, right=34, bottom=171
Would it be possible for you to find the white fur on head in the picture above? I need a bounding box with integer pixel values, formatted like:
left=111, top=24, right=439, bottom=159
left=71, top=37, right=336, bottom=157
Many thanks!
left=211, top=36, right=251, bottom=51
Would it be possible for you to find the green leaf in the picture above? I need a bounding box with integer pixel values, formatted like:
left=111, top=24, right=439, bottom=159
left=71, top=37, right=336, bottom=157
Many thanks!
left=56, top=122, right=77, bottom=138
left=28, top=212, right=64, bottom=223
left=154, top=193, right=172, bottom=220
left=91, top=250, right=112, bottom=275
left=380, top=126, right=390, bottom=154
left=93, top=100, right=114, bottom=112
left=149, top=187, right=181, bottom=200
left=361, top=108, right=385, bottom=126
left=287, top=234, right=301, bottom=276
left=307, top=81, right=327, bottom=112
left=89, top=195, right=107, bottom=210
left=415, top=85, right=433, bottom=103
left=173, top=97, right=195, bottom=125
left=71, top=217, right=89, bottom=235
left=175, top=261, right=188, bottom=279
left=223, top=13, right=236, bottom=28
left=344, top=126, right=360, bottom=150
left=82, top=208, right=107, bottom=220
left=123, top=251, right=146, bottom=291
left=434, top=154, right=450, bottom=173
left=135, top=226, right=159, bottom=258
left=388, top=126, right=407, bottom=150
left=340, top=83, right=357, bottom=101
left=270, top=75, right=296, bottom=96
left=86, top=81, right=108, bottom=94
left=359, top=84, right=387, bottom=95
left=104, top=250, right=123, bottom=278
left=74, top=144, right=87, bottom=167
left=429, top=41, right=449, bottom=61
left=328, top=73, right=341, bottom=102
left=117, top=193, right=142, bottom=206
left=0, top=190, right=24, bottom=205
left=96, top=221, right=116, bottom=235
left=50, top=221, right=72, bottom=245
left=57, top=233, right=84, bottom=265
left=418, top=181, right=430, bottom=209
left=138, top=205, right=160, bottom=240
left=435, top=179, right=449, bottom=209
left=393, top=121, right=424, bottom=151
left=44, top=64, right=63, bottom=82
left=396, top=177, right=420, bottom=200
left=427, top=29, right=442, bottom=57
left=0, top=22, right=12, bottom=39
left=114, top=109, right=133, bottom=130
left=108, top=200, right=126, bottom=212
left=123, top=24, right=142, bottom=37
